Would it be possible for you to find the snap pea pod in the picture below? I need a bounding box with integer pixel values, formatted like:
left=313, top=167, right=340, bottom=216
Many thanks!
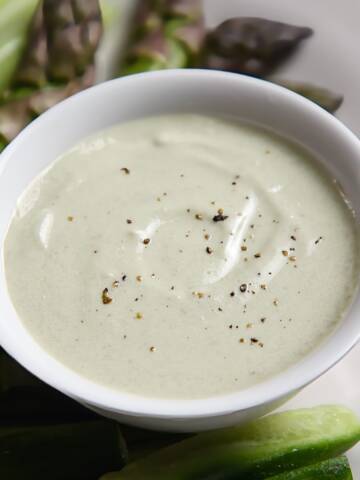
left=100, top=405, right=360, bottom=480
left=265, top=456, right=353, bottom=480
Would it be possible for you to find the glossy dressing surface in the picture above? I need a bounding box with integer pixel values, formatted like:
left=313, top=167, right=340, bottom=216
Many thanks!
left=4, top=115, right=359, bottom=399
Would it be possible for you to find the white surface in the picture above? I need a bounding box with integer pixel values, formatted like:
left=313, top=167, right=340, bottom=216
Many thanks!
left=205, top=0, right=360, bottom=137
left=204, top=0, right=360, bottom=470
left=1, top=71, right=360, bottom=432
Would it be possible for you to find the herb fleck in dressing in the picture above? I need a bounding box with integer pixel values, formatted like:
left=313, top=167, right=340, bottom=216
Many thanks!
left=4, top=114, right=360, bottom=399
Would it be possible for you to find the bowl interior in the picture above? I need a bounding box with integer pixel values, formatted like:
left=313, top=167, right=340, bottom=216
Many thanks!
left=1, top=70, right=360, bottom=418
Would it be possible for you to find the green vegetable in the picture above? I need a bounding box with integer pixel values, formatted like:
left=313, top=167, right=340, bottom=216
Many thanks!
left=273, top=79, right=344, bottom=113
left=119, top=0, right=205, bottom=75
left=0, top=0, right=102, bottom=149
left=0, top=421, right=127, bottom=479
left=265, top=456, right=353, bottom=480
left=100, top=405, right=360, bottom=480
left=0, top=0, right=40, bottom=95
left=203, top=17, right=313, bottom=77
left=43, top=0, right=102, bottom=82
left=12, top=5, right=47, bottom=88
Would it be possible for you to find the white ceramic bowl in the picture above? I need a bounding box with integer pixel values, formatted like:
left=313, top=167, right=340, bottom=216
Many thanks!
left=1, top=70, right=360, bottom=432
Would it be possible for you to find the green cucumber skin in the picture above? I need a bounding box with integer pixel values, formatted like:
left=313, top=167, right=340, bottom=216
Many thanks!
left=100, top=406, right=360, bottom=480
left=265, top=456, right=353, bottom=480
left=0, top=421, right=127, bottom=479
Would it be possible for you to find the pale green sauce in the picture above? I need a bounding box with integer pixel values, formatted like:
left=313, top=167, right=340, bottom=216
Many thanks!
left=4, top=115, right=360, bottom=399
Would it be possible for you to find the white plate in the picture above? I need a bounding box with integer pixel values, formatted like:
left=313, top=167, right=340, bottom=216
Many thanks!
left=204, top=0, right=360, bottom=472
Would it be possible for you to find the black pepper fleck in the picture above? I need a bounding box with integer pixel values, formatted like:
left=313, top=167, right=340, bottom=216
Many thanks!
left=102, top=288, right=112, bottom=304
left=213, top=209, right=228, bottom=222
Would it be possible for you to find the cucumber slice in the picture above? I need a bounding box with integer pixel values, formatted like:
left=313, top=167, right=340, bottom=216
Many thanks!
left=265, top=456, right=353, bottom=480
left=100, top=405, right=360, bottom=480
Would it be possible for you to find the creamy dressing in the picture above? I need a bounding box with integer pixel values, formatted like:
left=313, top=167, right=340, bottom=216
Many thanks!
left=4, top=115, right=360, bottom=399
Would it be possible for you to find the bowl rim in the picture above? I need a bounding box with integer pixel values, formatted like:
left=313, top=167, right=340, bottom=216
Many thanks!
left=1, top=69, right=360, bottom=419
